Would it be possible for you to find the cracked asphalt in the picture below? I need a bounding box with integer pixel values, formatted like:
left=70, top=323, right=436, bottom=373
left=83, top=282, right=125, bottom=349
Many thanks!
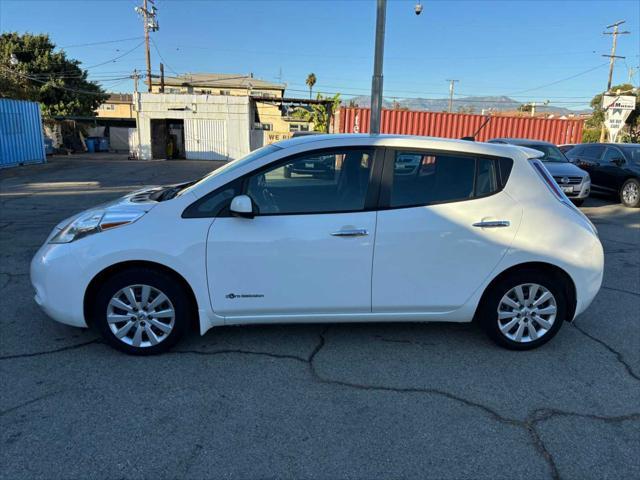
left=1, top=154, right=639, bottom=480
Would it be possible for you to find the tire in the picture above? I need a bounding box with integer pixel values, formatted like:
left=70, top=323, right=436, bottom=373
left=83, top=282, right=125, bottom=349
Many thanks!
left=572, top=198, right=584, bottom=207
left=477, top=269, right=568, bottom=350
left=620, top=179, right=640, bottom=208
left=90, top=267, right=190, bottom=355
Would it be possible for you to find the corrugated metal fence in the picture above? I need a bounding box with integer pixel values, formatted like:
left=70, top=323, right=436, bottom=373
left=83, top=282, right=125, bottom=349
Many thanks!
left=0, top=99, right=46, bottom=168
left=338, top=108, right=584, bottom=144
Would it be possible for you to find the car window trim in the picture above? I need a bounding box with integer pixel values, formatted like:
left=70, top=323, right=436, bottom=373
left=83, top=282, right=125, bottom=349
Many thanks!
left=378, top=147, right=511, bottom=211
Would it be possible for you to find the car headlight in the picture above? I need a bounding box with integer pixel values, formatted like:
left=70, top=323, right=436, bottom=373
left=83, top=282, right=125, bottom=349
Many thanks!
left=49, top=209, right=146, bottom=244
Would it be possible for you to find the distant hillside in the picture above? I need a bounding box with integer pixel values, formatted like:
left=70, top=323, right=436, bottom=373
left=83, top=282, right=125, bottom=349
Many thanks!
left=345, top=95, right=585, bottom=115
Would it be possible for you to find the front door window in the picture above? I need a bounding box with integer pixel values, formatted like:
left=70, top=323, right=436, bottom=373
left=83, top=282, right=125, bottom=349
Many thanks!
left=246, top=149, right=373, bottom=215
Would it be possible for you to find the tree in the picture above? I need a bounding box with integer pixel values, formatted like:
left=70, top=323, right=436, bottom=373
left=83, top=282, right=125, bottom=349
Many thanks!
left=294, top=93, right=341, bottom=132
left=305, top=73, right=316, bottom=99
left=585, top=83, right=639, bottom=143
left=0, top=32, right=107, bottom=117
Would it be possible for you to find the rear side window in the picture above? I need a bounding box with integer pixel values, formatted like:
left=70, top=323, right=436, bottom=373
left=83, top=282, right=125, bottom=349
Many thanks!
left=580, top=146, right=605, bottom=160
left=388, top=152, right=509, bottom=208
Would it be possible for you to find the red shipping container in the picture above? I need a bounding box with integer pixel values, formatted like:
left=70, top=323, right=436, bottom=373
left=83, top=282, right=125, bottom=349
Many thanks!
left=338, top=108, right=584, bottom=145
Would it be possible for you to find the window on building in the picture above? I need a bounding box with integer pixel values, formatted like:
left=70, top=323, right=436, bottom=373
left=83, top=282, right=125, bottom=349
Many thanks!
left=254, top=123, right=273, bottom=131
left=289, top=124, right=310, bottom=132
left=219, top=90, right=231, bottom=96
left=99, top=104, right=116, bottom=111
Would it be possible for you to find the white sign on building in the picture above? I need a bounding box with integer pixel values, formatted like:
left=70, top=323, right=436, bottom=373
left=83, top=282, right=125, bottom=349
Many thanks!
left=602, top=94, right=636, bottom=143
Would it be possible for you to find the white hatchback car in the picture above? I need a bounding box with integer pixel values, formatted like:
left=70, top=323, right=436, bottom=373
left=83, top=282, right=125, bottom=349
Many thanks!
left=31, top=135, right=604, bottom=355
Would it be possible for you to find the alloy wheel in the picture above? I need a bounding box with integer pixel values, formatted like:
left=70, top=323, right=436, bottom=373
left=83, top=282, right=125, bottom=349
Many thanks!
left=622, top=182, right=639, bottom=206
left=497, top=283, right=557, bottom=343
left=106, top=284, right=175, bottom=348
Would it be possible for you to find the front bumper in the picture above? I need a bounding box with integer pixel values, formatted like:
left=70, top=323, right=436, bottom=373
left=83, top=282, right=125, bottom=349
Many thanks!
left=30, top=242, right=88, bottom=328
left=563, top=180, right=591, bottom=200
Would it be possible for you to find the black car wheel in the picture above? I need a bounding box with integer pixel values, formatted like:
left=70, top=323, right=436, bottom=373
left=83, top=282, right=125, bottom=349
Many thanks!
left=620, top=179, right=640, bottom=208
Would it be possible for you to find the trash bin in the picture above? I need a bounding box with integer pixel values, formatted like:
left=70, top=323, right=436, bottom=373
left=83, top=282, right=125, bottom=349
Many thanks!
left=86, top=138, right=96, bottom=153
left=98, top=137, right=109, bottom=152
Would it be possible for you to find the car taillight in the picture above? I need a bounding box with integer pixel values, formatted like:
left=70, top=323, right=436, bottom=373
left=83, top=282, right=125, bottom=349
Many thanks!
left=530, top=159, right=567, bottom=202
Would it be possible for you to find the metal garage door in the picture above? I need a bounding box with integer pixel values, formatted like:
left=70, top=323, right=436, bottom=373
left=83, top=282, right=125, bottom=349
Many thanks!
left=184, top=119, right=228, bottom=160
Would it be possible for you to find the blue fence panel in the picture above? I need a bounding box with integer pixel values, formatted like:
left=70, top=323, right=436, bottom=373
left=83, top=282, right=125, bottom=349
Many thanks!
left=0, top=99, right=46, bottom=168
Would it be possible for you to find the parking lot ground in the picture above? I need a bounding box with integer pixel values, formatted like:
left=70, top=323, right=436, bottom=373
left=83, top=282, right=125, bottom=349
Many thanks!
left=1, top=155, right=639, bottom=480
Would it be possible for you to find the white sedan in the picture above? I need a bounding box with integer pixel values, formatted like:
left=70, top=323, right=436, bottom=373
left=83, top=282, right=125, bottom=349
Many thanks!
left=31, top=134, right=604, bottom=354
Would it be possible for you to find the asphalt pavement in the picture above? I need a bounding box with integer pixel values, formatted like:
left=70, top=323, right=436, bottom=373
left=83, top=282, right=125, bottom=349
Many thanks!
left=1, top=154, right=638, bottom=480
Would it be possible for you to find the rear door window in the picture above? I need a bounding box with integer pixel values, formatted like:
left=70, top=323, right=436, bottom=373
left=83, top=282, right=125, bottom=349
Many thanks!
left=387, top=151, right=507, bottom=208
left=581, top=145, right=605, bottom=160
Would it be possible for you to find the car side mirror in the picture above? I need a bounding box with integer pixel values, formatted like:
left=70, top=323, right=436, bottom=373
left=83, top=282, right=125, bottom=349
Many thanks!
left=611, top=157, right=625, bottom=166
left=230, top=195, right=255, bottom=219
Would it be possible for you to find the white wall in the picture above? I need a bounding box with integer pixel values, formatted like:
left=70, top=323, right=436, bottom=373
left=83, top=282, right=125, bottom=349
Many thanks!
left=135, top=93, right=251, bottom=161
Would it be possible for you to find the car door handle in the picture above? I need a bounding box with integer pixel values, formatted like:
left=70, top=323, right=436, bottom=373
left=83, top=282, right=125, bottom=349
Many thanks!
left=472, top=221, right=510, bottom=228
left=331, top=229, right=369, bottom=237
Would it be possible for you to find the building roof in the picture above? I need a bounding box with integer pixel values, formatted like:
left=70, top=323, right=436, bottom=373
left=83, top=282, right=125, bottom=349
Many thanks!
left=155, top=73, right=285, bottom=91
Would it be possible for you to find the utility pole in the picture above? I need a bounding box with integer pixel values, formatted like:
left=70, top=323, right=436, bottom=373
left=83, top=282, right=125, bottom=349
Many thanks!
left=160, top=63, right=165, bottom=93
left=370, top=0, right=387, bottom=134
left=136, top=0, right=159, bottom=93
left=447, top=79, right=459, bottom=113
left=600, top=20, right=630, bottom=141
left=133, top=70, right=142, bottom=160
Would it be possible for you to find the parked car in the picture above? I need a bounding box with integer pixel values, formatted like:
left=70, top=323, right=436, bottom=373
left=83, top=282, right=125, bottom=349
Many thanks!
left=283, top=153, right=335, bottom=179
left=31, top=134, right=603, bottom=355
left=558, top=144, right=576, bottom=154
left=488, top=138, right=591, bottom=206
left=564, top=143, right=640, bottom=208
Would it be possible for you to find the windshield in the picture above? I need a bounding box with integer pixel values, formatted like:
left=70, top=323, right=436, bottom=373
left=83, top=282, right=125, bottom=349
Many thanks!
left=620, top=145, right=640, bottom=164
left=521, top=144, right=568, bottom=163
left=176, top=144, right=282, bottom=196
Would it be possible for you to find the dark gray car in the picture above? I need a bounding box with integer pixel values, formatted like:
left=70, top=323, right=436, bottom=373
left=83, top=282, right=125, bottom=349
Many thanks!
left=489, top=138, right=590, bottom=205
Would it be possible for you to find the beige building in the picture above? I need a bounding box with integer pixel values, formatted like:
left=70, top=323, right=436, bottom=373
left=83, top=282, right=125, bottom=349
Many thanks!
left=96, top=93, right=134, bottom=119
left=151, top=73, right=312, bottom=144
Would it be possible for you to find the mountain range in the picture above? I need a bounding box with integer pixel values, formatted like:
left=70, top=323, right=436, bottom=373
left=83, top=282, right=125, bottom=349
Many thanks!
left=345, top=95, right=587, bottom=115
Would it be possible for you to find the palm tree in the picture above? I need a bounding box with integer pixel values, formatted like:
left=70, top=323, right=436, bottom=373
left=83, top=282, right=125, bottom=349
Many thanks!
left=305, top=73, right=317, bottom=99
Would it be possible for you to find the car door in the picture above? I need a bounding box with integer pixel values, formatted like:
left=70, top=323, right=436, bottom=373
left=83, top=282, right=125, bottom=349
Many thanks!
left=206, top=147, right=381, bottom=319
left=372, top=148, right=522, bottom=313
left=574, top=145, right=609, bottom=191
left=600, top=146, right=628, bottom=192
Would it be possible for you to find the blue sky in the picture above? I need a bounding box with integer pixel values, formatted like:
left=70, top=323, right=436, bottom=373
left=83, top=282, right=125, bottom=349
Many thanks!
left=2, top=0, right=639, bottom=109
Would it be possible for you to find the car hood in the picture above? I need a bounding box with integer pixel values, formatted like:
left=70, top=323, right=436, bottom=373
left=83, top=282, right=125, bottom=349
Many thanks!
left=52, top=186, right=162, bottom=231
left=542, top=161, right=587, bottom=177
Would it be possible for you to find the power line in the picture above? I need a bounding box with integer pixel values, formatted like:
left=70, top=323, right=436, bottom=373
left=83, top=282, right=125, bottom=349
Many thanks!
left=150, top=38, right=180, bottom=76
left=58, top=37, right=144, bottom=49
left=506, top=63, right=608, bottom=96
left=0, top=66, right=126, bottom=96
left=84, top=41, right=145, bottom=70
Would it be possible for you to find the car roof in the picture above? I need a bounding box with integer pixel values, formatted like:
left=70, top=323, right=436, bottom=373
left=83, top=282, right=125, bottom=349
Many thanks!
left=489, top=138, right=554, bottom=146
left=272, top=133, right=544, bottom=159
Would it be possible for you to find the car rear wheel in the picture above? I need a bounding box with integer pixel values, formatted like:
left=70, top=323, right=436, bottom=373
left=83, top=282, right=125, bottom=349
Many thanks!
left=91, top=267, right=189, bottom=355
left=620, top=179, right=640, bottom=208
left=478, top=269, right=567, bottom=350
left=572, top=198, right=584, bottom=207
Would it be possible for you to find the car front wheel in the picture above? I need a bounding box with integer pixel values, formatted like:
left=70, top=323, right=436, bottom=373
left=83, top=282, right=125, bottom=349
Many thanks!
left=478, top=269, right=567, bottom=350
left=620, top=179, right=640, bottom=208
left=91, top=267, right=190, bottom=355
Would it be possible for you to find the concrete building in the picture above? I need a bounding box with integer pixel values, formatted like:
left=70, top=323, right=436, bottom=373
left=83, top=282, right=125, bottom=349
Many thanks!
left=151, top=73, right=313, bottom=144
left=134, top=92, right=251, bottom=161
